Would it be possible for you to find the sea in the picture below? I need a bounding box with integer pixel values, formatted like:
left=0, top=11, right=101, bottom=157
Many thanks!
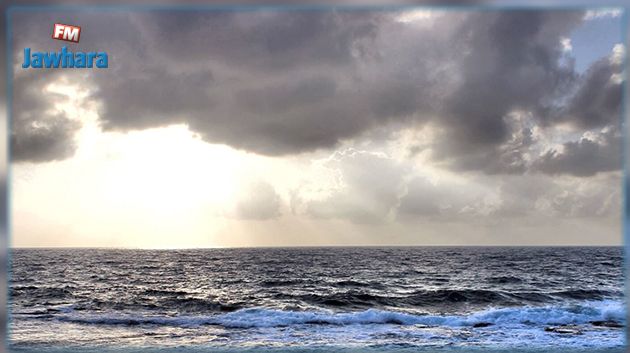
left=8, top=247, right=626, bottom=352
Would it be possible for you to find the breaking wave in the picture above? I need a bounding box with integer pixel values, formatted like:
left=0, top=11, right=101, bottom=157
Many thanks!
left=55, top=299, right=625, bottom=329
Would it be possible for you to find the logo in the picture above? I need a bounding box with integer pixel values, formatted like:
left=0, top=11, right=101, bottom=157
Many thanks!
left=22, top=47, right=108, bottom=69
left=22, top=23, right=108, bottom=69
left=52, top=23, right=81, bottom=43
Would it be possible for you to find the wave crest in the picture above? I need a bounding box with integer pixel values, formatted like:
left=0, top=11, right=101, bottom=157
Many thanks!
left=55, top=299, right=625, bottom=329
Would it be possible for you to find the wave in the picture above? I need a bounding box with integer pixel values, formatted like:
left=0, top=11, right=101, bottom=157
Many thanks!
left=69, top=297, right=243, bottom=314
left=487, top=276, right=523, bottom=284
left=156, top=297, right=242, bottom=313
left=553, top=289, right=618, bottom=300
left=13, top=286, right=621, bottom=315
left=55, top=299, right=625, bottom=329
left=278, top=289, right=622, bottom=309
left=11, top=285, right=75, bottom=299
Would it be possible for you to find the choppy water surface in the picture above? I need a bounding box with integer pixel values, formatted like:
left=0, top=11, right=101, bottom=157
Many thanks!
left=9, top=247, right=625, bottom=351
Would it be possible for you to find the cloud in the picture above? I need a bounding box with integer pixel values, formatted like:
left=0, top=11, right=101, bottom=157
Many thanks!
left=583, top=8, right=623, bottom=21
left=533, top=127, right=621, bottom=177
left=431, top=11, right=583, bottom=173
left=541, top=175, right=620, bottom=218
left=492, top=173, right=620, bottom=219
left=560, top=37, right=572, bottom=52
left=556, top=49, right=623, bottom=129
left=397, top=176, right=494, bottom=220
left=292, top=149, right=409, bottom=224
left=9, top=9, right=622, bottom=180
left=432, top=111, right=536, bottom=175
left=234, top=181, right=282, bottom=220
left=84, top=11, right=409, bottom=156
left=11, top=72, right=81, bottom=162
left=398, top=173, right=620, bottom=222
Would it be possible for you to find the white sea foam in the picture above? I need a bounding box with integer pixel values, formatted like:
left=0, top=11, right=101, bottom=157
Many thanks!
left=56, top=299, right=625, bottom=329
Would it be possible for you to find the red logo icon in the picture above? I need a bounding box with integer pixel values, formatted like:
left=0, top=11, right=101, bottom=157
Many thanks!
left=52, top=23, right=81, bottom=43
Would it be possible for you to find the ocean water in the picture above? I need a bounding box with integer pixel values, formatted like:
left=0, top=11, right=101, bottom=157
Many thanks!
left=8, top=247, right=626, bottom=352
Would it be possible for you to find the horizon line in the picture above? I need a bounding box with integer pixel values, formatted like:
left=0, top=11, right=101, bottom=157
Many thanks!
left=9, top=244, right=623, bottom=250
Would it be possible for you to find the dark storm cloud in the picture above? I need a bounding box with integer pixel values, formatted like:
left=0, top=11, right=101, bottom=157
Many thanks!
left=83, top=10, right=447, bottom=156
left=11, top=72, right=81, bottom=162
left=433, top=11, right=583, bottom=173
left=11, top=116, right=79, bottom=163
left=534, top=128, right=621, bottom=177
left=9, top=9, right=623, bottom=178
left=559, top=55, right=623, bottom=129
left=9, top=11, right=153, bottom=161
left=138, top=11, right=383, bottom=70
left=73, top=11, right=399, bottom=156
left=8, top=10, right=430, bottom=159
left=433, top=116, right=535, bottom=175
left=97, top=68, right=216, bottom=131
left=95, top=10, right=581, bottom=164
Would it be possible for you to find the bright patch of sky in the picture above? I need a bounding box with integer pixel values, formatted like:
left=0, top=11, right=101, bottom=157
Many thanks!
left=569, top=9, right=623, bottom=72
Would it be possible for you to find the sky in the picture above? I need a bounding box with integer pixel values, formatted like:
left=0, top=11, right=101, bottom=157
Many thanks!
left=8, top=8, right=625, bottom=248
